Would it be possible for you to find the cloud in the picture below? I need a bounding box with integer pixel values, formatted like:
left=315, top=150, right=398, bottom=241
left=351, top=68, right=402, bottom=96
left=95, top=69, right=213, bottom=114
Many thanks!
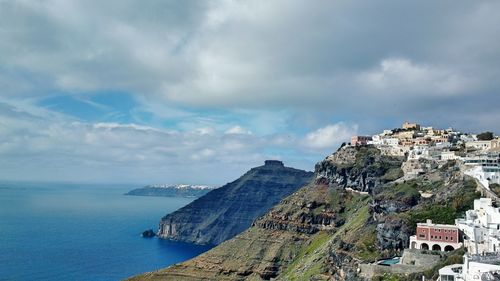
left=358, top=58, right=477, bottom=96
left=1, top=1, right=500, bottom=182
left=304, top=123, right=358, bottom=150
left=225, top=125, right=251, bottom=135
left=0, top=101, right=330, bottom=184
left=1, top=1, right=499, bottom=115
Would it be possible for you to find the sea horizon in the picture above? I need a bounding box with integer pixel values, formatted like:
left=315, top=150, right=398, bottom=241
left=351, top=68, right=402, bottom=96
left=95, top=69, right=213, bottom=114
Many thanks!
left=0, top=181, right=212, bottom=281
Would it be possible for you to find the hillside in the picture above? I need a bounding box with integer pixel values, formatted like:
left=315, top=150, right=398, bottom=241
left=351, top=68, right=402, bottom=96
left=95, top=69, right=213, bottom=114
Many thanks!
left=128, top=146, right=480, bottom=281
left=157, top=160, right=314, bottom=246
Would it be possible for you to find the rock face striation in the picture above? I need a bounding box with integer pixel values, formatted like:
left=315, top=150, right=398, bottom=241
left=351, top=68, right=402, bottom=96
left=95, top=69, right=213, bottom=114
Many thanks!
left=157, top=160, right=314, bottom=245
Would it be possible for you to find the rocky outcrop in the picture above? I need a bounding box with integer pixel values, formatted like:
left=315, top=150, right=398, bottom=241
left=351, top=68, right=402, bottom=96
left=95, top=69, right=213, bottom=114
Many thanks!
left=376, top=217, right=411, bottom=252
left=157, top=160, right=314, bottom=245
left=141, top=229, right=155, bottom=238
left=315, top=146, right=404, bottom=193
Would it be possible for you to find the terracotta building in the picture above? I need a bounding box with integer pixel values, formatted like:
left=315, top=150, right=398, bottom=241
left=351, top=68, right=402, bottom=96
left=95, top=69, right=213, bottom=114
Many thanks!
left=351, top=136, right=372, bottom=146
left=409, top=219, right=462, bottom=252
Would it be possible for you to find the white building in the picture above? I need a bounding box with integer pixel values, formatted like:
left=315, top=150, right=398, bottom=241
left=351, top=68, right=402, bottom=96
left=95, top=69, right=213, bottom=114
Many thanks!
left=441, top=151, right=460, bottom=161
left=461, top=134, right=477, bottom=143
left=381, top=137, right=399, bottom=147
left=463, top=153, right=500, bottom=188
left=466, top=141, right=492, bottom=151
left=464, top=165, right=500, bottom=189
left=438, top=254, right=500, bottom=281
left=377, top=145, right=408, bottom=157
left=456, top=198, right=500, bottom=254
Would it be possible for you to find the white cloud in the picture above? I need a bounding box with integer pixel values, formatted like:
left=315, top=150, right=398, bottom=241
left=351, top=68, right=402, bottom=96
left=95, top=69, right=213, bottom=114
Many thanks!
left=0, top=101, right=331, bottom=184
left=225, top=125, right=251, bottom=135
left=304, top=123, right=358, bottom=150
left=359, top=58, right=477, bottom=96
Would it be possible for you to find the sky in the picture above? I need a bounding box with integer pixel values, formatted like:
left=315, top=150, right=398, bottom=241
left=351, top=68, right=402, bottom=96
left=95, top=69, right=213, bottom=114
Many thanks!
left=1, top=0, right=499, bottom=185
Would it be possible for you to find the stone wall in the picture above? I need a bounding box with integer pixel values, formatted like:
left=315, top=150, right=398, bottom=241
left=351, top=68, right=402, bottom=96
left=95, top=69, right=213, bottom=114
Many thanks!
left=359, top=249, right=441, bottom=279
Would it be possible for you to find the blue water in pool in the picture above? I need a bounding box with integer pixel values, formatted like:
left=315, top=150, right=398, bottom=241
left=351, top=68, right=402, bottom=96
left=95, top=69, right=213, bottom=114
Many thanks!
left=0, top=182, right=212, bottom=281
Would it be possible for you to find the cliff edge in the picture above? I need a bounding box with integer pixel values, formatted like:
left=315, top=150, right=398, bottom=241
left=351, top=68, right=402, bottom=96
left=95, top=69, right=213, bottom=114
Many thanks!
left=157, top=160, right=314, bottom=245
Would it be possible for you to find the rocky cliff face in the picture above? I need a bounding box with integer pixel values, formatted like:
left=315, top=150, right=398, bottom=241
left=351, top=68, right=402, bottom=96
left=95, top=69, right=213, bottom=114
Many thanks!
left=315, top=146, right=404, bottom=193
left=157, top=160, right=314, bottom=245
left=129, top=146, right=480, bottom=281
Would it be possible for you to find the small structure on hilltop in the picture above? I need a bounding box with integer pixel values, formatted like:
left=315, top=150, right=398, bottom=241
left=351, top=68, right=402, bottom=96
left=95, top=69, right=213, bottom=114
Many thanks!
left=351, top=135, right=372, bottom=146
left=409, top=219, right=462, bottom=252
left=402, top=121, right=421, bottom=131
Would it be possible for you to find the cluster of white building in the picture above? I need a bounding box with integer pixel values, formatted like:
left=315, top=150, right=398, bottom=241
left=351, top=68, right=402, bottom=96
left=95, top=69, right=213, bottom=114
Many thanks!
left=403, top=198, right=500, bottom=280
left=436, top=198, right=500, bottom=281
left=351, top=122, right=500, bottom=189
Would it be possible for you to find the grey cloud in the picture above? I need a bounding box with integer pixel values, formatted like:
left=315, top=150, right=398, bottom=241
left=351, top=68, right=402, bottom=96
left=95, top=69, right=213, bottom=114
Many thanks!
left=0, top=1, right=499, bottom=147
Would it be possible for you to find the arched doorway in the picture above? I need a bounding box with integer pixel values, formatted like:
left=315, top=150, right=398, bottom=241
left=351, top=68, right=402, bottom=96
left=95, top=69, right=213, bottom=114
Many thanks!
left=444, top=245, right=454, bottom=252
left=411, top=241, right=417, bottom=249
left=432, top=244, right=442, bottom=251
left=421, top=243, right=429, bottom=250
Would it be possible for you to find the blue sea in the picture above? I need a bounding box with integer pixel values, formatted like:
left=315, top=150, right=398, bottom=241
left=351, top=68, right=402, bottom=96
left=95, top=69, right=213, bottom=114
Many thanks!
left=0, top=182, right=212, bottom=281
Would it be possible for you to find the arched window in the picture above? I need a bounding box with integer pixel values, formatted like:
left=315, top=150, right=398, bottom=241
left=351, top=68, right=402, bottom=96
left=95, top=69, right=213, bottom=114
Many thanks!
left=444, top=245, right=454, bottom=252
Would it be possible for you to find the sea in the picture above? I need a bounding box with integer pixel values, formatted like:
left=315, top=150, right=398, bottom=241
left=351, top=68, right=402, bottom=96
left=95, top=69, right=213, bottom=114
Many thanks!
left=0, top=182, right=212, bottom=281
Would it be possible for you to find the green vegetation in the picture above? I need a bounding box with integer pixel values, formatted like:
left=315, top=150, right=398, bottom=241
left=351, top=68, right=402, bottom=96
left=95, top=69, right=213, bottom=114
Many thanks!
left=477, top=131, right=494, bottom=141
left=405, top=178, right=479, bottom=229
left=280, top=231, right=331, bottom=280
left=282, top=194, right=375, bottom=280
left=355, top=146, right=381, bottom=169
left=491, top=183, right=500, bottom=197
left=354, top=225, right=378, bottom=261
left=376, top=181, right=420, bottom=205
left=421, top=248, right=465, bottom=280
left=418, top=180, right=444, bottom=192
left=381, top=168, right=404, bottom=182
left=406, top=205, right=457, bottom=228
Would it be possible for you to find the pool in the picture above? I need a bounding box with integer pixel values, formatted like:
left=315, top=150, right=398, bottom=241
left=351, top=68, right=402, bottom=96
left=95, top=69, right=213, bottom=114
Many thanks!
left=377, top=257, right=400, bottom=266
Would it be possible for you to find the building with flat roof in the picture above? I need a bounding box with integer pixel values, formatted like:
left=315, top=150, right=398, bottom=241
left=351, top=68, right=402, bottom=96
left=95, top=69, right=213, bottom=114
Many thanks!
left=351, top=136, right=372, bottom=146
left=456, top=198, right=500, bottom=254
left=409, top=219, right=462, bottom=252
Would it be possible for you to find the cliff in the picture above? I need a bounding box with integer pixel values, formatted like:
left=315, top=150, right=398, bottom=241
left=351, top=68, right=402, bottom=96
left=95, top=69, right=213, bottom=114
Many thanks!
left=157, top=160, right=314, bottom=245
left=128, top=146, right=480, bottom=281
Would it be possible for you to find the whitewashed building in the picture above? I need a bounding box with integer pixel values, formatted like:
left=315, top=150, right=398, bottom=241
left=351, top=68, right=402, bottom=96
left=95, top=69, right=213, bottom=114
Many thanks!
left=438, top=254, right=500, bottom=281
left=466, top=141, right=492, bottom=151
left=464, top=165, right=500, bottom=189
left=456, top=198, right=500, bottom=254
left=441, top=151, right=460, bottom=161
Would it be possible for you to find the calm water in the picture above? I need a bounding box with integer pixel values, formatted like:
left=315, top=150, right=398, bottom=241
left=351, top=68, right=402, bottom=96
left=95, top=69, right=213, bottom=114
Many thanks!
left=0, top=182, right=212, bottom=281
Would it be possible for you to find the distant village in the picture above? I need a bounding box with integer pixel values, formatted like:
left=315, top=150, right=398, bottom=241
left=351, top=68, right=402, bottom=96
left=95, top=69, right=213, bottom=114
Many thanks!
left=352, top=122, right=500, bottom=281
left=351, top=121, right=500, bottom=189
